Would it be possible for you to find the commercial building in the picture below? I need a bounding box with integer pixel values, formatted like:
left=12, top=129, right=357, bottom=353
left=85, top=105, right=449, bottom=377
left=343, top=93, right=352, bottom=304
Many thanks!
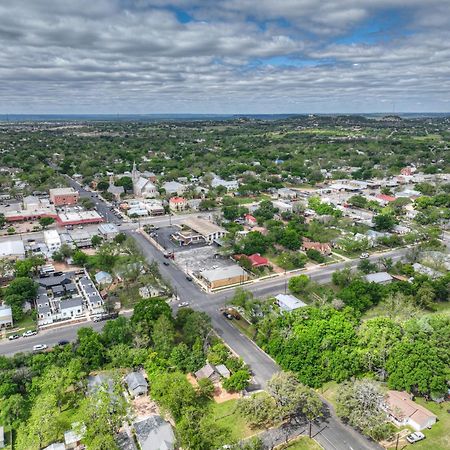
left=44, top=229, right=62, bottom=253
left=169, top=196, right=188, bottom=212
left=98, top=223, right=119, bottom=240
left=0, top=240, right=26, bottom=259
left=49, top=187, right=79, bottom=206
left=178, top=217, right=228, bottom=245
left=199, top=265, right=249, bottom=290
left=0, top=305, right=13, bottom=329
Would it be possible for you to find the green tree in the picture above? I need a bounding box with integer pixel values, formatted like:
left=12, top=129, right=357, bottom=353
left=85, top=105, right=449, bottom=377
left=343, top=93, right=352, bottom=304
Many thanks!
left=91, top=235, right=103, bottom=247
left=222, top=369, right=251, bottom=392
left=237, top=392, right=277, bottom=429
left=39, top=217, right=55, bottom=229
left=76, top=328, right=105, bottom=369
left=374, top=214, right=396, bottom=231
left=288, top=274, right=309, bottom=294
left=72, top=249, right=89, bottom=266
left=102, top=317, right=133, bottom=346
left=152, top=314, right=176, bottom=358
left=131, top=298, right=172, bottom=334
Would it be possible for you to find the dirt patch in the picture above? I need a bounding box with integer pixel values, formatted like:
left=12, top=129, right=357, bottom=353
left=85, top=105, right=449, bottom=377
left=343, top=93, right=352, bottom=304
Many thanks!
left=132, top=395, right=160, bottom=420
left=186, top=373, right=240, bottom=403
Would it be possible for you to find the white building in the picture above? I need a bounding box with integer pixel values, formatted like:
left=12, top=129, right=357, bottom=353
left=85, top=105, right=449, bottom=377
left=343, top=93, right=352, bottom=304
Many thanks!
left=98, top=223, right=119, bottom=240
left=211, top=175, right=239, bottom=191
left=44, top=229, right=62, bottom=253
left=275, top=294, right=307, bottom=312
left=131, top=162, right=158, bottom=198
left=162, top=180, right=186, bottom=196
left=365, top=272, right=393, bottom=284
left=0, top=305, right=13, bottom=329
left=0, top=240, right=25, bottom=259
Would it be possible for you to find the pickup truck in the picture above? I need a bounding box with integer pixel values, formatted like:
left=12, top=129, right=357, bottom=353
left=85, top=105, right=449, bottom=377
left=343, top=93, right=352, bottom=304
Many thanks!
left=93, top=312, right=119, bottom=322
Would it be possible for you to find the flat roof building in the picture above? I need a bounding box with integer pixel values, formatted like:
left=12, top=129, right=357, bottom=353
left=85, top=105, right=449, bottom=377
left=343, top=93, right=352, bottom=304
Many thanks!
left=275, top=294, right=307, bottom=312
left=199, top=265, right=249, bottom=290
left=365, top=272, right=393, bottom=284
left=49, top=187, right=79, bottom=206
left=0, top=305, right=13, bottom=329
left=180, top=217, right=227, bottom=244
left=0, top=240, right=25, bottom=259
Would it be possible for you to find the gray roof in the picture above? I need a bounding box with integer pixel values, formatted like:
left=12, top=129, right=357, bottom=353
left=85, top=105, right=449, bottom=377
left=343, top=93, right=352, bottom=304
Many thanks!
left=87, top=373, right=115, bottom=395
left=116, top=431, right=138, bottom=450
left=134, top=416, right=175, bottom=450
left=37, top=304, right=51, bottom=314
left=201, top=265, right=244, bottom=283
left=60, top=297, right=83, bottom=310
left=38, top=274, right=73, bottom=287
left=125, top=372, right=148, bottom=393
left=52, top=285, right=65, bottom=293
left=195, top=363, right=216, bottom=380
left=365, top=272, right=393, bottom=283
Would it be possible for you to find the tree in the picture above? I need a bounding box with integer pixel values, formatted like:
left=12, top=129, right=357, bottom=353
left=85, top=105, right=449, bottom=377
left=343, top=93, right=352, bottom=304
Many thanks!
left=254, top=200, right=279, bottom=223
left=131, top=298, right=172, bottom=334
left=332, top=267, right=355, bottom=287
left=101, top=317, right=133, bottom=346
left=115, top=176, right=133, bottom=192
left=170, top=343, right=191, bottom=372
left=357, top=258, right=378, bottom=274
left=0, top=212, right=5, bottom=228
left=72, top=249, right=89, bottom=266
left=14, top=256, right=45, bottom=277
left=237, top=391, right=277, bottom=429
left=288, top=274, right=309, bottom=294
left=113, top=232, right=127, bottom=244
left=336, top=379, right=393, bottom=441
left=152, top=314, right=175, bottom=358
left=240, top=231, right=271, bottom=255
left=77, top=381, right=128, bottom=450
left=39, top=217, right=55, bottom=229
left=76, top=328, right=105, bottom=369
left=374, top=214, right=396, bottom=231
left=96, top=180, right=110, bottom=191
left=222, top=369, right=250, bottom=392
left=207, top=343, right=230, bottom=365
left=306, top=248, right=325, bottom=263
left=296, top=385, right=323, bottom=437
left=91, top=235, right=103, bottom=247
left=197, top=377, right=215, bottom=399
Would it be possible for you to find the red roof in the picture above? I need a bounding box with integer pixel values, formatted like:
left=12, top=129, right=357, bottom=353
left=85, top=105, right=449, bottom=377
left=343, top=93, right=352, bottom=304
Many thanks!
left=247, top=253, right=269, bottom=267
left=244, top=214, right=257, bottom=222
left=377, top=194, right=396, bottom=202
left=169, top=197, right=186, bottom=203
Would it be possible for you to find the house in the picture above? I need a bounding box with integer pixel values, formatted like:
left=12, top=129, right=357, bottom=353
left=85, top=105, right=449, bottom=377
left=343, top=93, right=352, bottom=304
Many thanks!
left=60, top=297, right=84, bottom=319
left=365, top=272, right=393, bottom=284
left=169, top=196, right=188, bottom=212
left=273, top=200, right=293, bottom=213
left=49, top=187, right=79, bottom=206
left=133, top=416, right=176, bottom=450
left=95, top=271, right=113, bottom=286
left=98, top=223, right=119, bottom=240
left=107, top=183, right=125, bottom=201
left=211, top=175, right=238, bottom=191
left=0, top=240, right=25, bottom=259
left=376, top=194, right=396, bottom=204
left=44, top=229, right=62, bottom=253
left=244, top=214, right=258, bottom=227
left=277, top=188, right=298, bottom=199
left=162, top=181, right=186, bottom=196
left=139, top=285, right=161, bottom=299
left=125, top=371, right=148, bottom=397
left=235, top=253, right=269, bottom=268
left=143, top=199, right=165, bottom=216
left=384, top=390, right=437, bottom=431
left=215, top=364, right=231, bottom=378
left=195, top=363, right=221, bottom=382
left=0, top=305, right=13, bottom=329
left=86, top=373, right=115, bottom=396
left=64, top=424, right=85, bottom=450
left=199, top=265, right=249, bottom=290
left=275, top=294, right=307, bottom=312
left=301, top=238, right=332, bottom=256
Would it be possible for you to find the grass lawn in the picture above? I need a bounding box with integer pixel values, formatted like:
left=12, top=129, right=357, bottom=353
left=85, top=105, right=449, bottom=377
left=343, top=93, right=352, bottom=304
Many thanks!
left=278, top=436, right=323, bottom=450
left=411, top=399, right=450, bottom=450
left=6, top=312, right=36, bottom=336
left=230, top=317, right=257, bottom=340
left=318, top=381, right=339, bottom=410
left=210, top=398, right=262, bottom=440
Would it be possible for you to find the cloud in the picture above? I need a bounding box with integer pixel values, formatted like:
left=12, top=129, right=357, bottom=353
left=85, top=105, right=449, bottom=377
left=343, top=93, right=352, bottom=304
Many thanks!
left=0, top=0, right=449, bottom=113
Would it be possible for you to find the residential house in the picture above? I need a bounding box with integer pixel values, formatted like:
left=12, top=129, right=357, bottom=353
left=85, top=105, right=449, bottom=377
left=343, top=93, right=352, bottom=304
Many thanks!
left=64, top=424, right=85, bottom=450
left=215, top=364, right=231, bottom=378
left=244, top=214, right=258, bottom=227
left=95, top=271, right=113, bottom=286
left=169, top=196, right=188, bottom=212
left=125, top=372, right=148, bottom=398
left=139, top=285, right=161, bottom=299
left=384, top=390, right=437, bottom=431
left=412, top=263, right=443, bottom=279
left=211, top=175, right=238, bottom=191
left=195, top=363, right=221, bottom=382
left=275, top=294, right=307, bottom=312
left=277, top=187, right=298, bottom=200
left=376, top=194, right=396, bottom=204
left=86, top=373, right=115, bottom=396
left=107, top=183, right=125, bottom=201
left=273, top=200, right=293, bottom=213
left=365, top=272, right=393, bottom=284
left=235, top=253, right=269, bottom=268
left=301, top=238, right=332, bottom=256
left=42, top=443, right=65, bottom=450
left=133, top=416, right=176, bottom=450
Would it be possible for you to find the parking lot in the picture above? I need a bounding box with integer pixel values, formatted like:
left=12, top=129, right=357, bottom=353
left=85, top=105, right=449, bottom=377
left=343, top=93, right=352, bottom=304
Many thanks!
left=149, top=225, right=209, bottom=253
left=173, top=245, right=235, bottom=275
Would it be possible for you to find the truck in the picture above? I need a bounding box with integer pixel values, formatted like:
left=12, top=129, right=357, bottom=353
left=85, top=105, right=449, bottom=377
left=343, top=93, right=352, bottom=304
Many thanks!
left=92, top=312, right=119, bottom=322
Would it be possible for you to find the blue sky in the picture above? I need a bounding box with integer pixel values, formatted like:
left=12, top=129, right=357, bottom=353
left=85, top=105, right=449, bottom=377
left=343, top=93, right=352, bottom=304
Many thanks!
left=0, top=0, right=449, bottom=113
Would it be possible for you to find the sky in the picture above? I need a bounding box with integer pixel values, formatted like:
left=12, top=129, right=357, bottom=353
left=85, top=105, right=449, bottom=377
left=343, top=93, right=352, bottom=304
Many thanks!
left=1, top=0, right=450, bottom=114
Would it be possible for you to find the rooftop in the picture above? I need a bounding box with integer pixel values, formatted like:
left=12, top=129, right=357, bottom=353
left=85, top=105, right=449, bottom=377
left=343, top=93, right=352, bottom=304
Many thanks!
left=182, top=217, right=226, bottom=237
left=201, top=265, right=245, bottom=282
left=365, top=272, right=394, bottom=283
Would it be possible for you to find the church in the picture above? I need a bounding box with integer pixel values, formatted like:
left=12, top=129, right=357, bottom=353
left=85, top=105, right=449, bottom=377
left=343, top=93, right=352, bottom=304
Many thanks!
left=131, top=162, right=158, bottom=198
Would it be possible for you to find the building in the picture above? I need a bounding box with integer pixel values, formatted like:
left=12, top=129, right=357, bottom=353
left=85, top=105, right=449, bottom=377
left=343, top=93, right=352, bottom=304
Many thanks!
left=162, top=180, right=186, bottom=196
left=125, top=372, right=148, bottom=398
left=98, top=223, right=119, bottom=240
left=211, top=175, right=238, bottom=191
left=244, top=214, right=258, bottom=227
left=139, top=285, right=161, bottom=299
left=95, top=271, right=113, bottom=286
left=384, top=390, right=437, bottom=431
left=178, top=217, right=227, bottom=244
left=365, top=272, right=393, bottom=284
left=412, top=263, right=443, bottom=279
left=57, top=210, right=103, bottom=226
left=301, top=238, right=332, bottom=256
left=44, top=229, right=62, bottom=253
left=273, top=200, right=293, bottom=213
left=169, top=196, right=188, bottom=212
left=86, top=373, right=115, bottom=396
left=133, top=416, right=176, bottom=450
left=79, top=275, right=104, bottom=313
left=0, top=240, right=25, bottom=259
left=0, top=305, right=13, bottom=329
left=42, top=443, right=65, bottom=450
left=199, top=265, right=249, bottom=290
left=277, top=187, right=298, bottom=199
left=131, top=163, right=158, bottom=198
left=275, top=294, right=307, bottom=312
left=195, top=363, right=221, bottom=383
left=235, top=253, right=269, bottom=268
left=49, top=187, right=79, bottom=206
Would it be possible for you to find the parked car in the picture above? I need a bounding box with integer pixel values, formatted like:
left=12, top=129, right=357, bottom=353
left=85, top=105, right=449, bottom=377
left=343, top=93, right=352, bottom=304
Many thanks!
left=222, top=312, right=234, bottom=320
left=359, top=252, right=370, bottom=259
left=22, top=330, right=37, bottom=337
left=186, top=275, right=193, bottom=281
left=93, top=312, right=119, bottom=323
left=32, top=344, right=48, bottom=352
left=8, top=334, right=20, bottom=341
left=178, top=302, right=190, bottom=308
left=406, top=432, right=425, bottom=444
left=163, top=261, right=170, bottom=266
left=58, top=340, right=70, bottom=346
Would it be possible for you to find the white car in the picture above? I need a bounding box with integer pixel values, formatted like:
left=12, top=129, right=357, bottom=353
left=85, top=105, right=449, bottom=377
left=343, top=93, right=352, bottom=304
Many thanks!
left=178, top=302, right=190, bottom=308
left=406, top=432, right=425, bottom=444
left=32, top=344, right=48, bottom=352
left=22, top=330, right=37, bottom=337
left=359, top=252, right=370, bottom=259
